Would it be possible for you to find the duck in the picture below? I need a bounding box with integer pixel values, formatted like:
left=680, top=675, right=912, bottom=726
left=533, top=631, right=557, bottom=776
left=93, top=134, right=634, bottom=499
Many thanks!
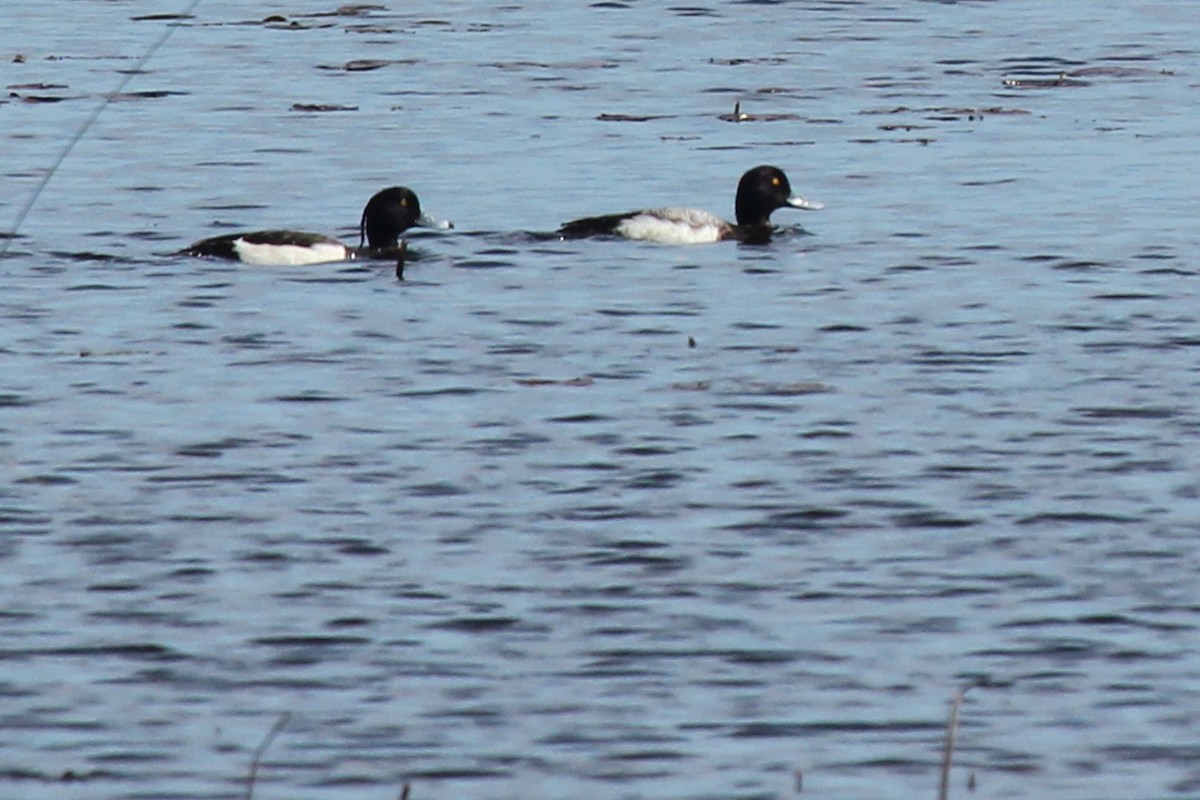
left=557, top=165, right=821, bottom=245
left=182, top=186, right=451, bottom=265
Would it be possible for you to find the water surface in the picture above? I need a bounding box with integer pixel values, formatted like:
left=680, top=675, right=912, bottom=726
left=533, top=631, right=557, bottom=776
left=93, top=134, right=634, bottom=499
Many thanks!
left=2, top=2, right=1200, bottom=799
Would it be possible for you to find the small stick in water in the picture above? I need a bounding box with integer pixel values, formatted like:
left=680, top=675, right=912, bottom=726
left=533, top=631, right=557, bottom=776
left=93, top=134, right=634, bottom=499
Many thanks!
left=937, top=687, right=968, bottom=800
left=245, top=712, right=290, bottom=800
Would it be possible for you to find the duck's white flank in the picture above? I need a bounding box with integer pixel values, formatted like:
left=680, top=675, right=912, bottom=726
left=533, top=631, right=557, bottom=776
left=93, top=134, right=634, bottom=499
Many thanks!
left=615, top=208, right=729, bottom=245
left=232, top=239, right=350, bottom=266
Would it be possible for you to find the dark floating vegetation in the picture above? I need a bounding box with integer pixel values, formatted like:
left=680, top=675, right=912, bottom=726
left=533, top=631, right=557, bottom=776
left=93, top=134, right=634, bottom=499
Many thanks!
left=316, top=58, right=421, bottom=72
left=597, top=101, right=807, bottom=124
left=718, top=101, right=800, bottom=123
left=290, top=103, right=358, bottom=112
left=261, top=15, right=335, bottom=30
left=514, top=376, right=595, bottom=388
left=1002, top=73, right=1091, bottom=89
left=111, top=89, right=188, bottom=100
left=863, top=105, right=1031, bottom=119
left=307, top=3, right=388, bottom=16
left=596, top=112, right=675, bottom=122
left=9, top=92, right=71, bottom=104
left=7, top=82, right=68, bottom=90
left=130, top=13, right=195, bottom=22
left=1002, top=65, right=1175, bottom=88
left=708, top=56, right=788, bottom=66
left=5, top=86, right=184, bottom=103
left=251, top=4, right=387, bottom=28
left=854, top=103, right=1031, bottom=141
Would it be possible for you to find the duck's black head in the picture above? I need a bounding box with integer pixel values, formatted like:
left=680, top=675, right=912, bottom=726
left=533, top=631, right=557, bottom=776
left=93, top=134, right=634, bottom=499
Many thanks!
left=359, top=186, right=423, bottom=249
left=733, top=165, right=822, bottom=228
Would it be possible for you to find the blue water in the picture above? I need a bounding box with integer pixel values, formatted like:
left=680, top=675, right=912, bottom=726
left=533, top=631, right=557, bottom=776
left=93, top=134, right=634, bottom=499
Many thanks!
left=3, top=2, right=1200, bottom=799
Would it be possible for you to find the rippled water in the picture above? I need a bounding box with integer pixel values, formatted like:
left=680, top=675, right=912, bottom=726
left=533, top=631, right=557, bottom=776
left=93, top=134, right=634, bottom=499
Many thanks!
left=3, top=2, right=1200, bottom=799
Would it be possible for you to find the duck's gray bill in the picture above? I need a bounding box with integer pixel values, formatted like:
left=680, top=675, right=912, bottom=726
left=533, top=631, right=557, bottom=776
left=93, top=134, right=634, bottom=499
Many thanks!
left=417, top=212, right=454, bottom=230
left=787, top=195, right=824, bottom=211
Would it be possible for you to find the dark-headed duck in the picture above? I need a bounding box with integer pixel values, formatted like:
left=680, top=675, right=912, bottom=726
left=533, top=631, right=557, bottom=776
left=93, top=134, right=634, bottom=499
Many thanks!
left=183, top=186, right=451, bottom=265
left=557, top=165, right=821, bottom=245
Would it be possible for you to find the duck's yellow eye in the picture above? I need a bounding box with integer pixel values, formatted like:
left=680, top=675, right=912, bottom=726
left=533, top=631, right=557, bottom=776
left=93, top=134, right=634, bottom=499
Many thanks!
left=772, top=176, right=781, bottom=186
left=400, top=198, right=407, bottom=206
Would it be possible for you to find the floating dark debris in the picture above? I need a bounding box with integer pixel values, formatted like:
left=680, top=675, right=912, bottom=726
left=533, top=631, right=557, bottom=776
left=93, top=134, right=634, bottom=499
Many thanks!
left=342, top=58, right=395, bottom=71
left=722, top=101, right=750, bottom=122
left=718, top=101, right=800, bottom=122
left=316, top=58, right=417, bottom=71
left=1068, top=65, right=1174, bottom=78
left=14, top=93, right=69, bottom=103
left=863, top=105, right=1031, bottom=121
left=596, top=112, right=672, bottom=122
left=304, top=3, right=387, bottom=16
left=261, top=16, right=335, bottom=30
left=111, top=89, right=188, bottom=100
left=1002, top=72, right=1090, bottom=88
left=290, top=103, right=358, bottom=112
left=131, top=13, right=194, bottom=21
left=492, top=60, right=550, bottom=70
left=709, top=56, right=787, bottom=66
left=973, top=107, right=1031, bottom=115
left=342, top=24, right=407, bottom=33
left=852, top=137, right=935, bottom=145
left=515, top=377, right=594, bottom=387
left=1002, top=65, right=1174, bottom=88
left=492, top=58, right=619, bottom=72
left=747, top=381, right=831, bottom=396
